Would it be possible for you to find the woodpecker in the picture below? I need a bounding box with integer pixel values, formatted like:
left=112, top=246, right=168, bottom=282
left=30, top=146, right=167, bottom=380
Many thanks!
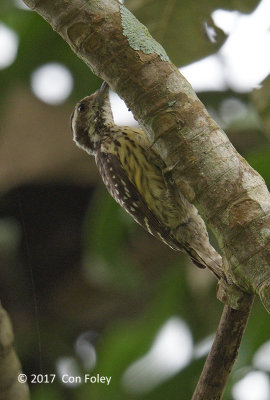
left=71, top=82, right=223, bottom=278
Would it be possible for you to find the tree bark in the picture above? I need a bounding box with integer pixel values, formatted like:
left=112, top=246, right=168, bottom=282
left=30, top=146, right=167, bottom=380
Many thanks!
left=192, top=298, right=254, bottom=400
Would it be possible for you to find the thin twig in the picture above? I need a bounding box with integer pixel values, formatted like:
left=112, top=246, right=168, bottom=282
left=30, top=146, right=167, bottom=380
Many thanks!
left=192, top=297, right=254, bottom=400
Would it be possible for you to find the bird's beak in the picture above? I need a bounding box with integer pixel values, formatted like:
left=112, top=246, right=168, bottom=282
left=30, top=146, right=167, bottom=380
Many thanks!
left=95, top=81, right=110, bottom=107
left=99, top=81, right=109, bottom=93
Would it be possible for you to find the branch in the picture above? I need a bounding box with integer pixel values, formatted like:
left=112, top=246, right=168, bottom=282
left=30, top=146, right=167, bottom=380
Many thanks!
left=192, top=298, right=254, bottom=400
left=22, top=0, right=270, bottom=311
left=0, top=302, right=30, bottom=400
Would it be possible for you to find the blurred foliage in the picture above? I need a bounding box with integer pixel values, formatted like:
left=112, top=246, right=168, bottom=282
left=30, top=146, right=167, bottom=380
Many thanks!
left=0, top=0, right=270, bottom=400
left=0, top=0, right=101, bottom=112
left=251, top=75, right=270, bottom=138
left=126, top=0, right=258, bottom=65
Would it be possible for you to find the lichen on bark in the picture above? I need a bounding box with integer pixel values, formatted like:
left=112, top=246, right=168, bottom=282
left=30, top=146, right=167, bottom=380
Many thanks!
left=119, top=4, right=169, bottom=61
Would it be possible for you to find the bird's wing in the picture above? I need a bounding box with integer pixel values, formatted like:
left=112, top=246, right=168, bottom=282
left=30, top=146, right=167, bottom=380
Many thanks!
left=95, top=150, right=188, bottom=254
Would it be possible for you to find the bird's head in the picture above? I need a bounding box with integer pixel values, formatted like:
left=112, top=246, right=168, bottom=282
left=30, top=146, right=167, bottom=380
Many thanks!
left=71, top=81, right=113, bottom=155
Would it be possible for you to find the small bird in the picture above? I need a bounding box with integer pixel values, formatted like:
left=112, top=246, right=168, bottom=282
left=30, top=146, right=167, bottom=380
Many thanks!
left=71, top=82, right=223, bottom=278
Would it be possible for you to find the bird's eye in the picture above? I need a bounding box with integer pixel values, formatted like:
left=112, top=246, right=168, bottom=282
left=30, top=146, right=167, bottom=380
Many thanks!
left=78, top=102, right=87, bottom=112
